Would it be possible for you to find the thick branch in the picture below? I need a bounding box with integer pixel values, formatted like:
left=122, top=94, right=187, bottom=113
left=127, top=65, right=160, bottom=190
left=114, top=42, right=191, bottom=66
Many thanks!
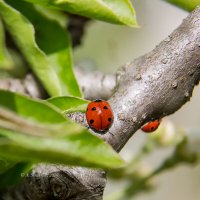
left=2, top=165, right=105, bottom=200
left=0, top=74, right=45, bottom=99
left=70, top=7, right=200, bottom=153
left=103, top=6, right=200, bottom=151
left=0, top=69, right=117, bottom=100
left=74, top=67, right=116, bottom=100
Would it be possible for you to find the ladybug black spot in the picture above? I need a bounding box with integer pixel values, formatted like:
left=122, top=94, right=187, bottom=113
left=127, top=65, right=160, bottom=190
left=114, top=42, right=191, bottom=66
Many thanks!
left=103, top=106, right=108, bottom=109
left=108, top=118, right=112, bottom=122
left=91, top=107, right=96, bottom=111
left=90, top=119, right=94, bottom=124
left=151, top=126, right=154, bottom=131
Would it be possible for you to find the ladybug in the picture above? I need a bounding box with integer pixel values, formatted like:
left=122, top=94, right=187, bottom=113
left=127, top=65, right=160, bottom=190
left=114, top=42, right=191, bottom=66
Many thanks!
left=86, top=99, right=114, bottom=134
left=141, top=119, right=161, bottom=133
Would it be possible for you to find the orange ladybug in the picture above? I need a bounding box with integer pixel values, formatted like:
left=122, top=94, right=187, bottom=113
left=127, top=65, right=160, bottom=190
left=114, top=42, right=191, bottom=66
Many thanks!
left=141, top=119, right=161, bottom=133
left=86, top=99, right=114, bottom=134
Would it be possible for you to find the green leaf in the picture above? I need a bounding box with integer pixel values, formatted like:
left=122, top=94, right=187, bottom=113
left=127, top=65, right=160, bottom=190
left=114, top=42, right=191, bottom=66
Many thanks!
left=0, top=90, right=124, bottom=169
left=0, top=19, right=14, bottom=70
left=0, top=90, right=85, bottom=137
left=0, top=0, right=81, bottom=97
left=0, top=162, right=32, bottom=188
left=0, top=90, right=84, bottom=137
left=0, top=156, right=16, bottom=175
left=0, top=155, right=31, bottom=188
left=0, top=128, right=124, bottom=169
left=22, top=0, right=137, bottom=27
left=47, top=96, right=89, bottom=113
left=166, top=0, right=200, bottom=11
left=0, top=0, right=60, bottom=96
left=34, top=4, right=67, bottom=27
left=0, top=19, right=28, bottom=78
left=0, top=107, right=79, bottom=137
left=6, top=0, right=82, bottom=97
left=0, top=90, right=66, bottom=124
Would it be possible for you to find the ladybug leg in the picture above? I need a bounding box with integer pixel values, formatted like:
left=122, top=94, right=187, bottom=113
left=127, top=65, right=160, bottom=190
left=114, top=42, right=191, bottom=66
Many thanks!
left=86, top=125, right=91, bottom=131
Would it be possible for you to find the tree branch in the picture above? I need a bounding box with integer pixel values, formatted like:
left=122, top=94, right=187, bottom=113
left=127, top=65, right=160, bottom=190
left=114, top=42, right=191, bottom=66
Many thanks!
left=2, top=165, right=106, bottom=200
left=75, top=67, right=117, bottom=100
left=70, top=6, right=200, bottom=153
left=1, top=6, right=200, bottom=200
left=0, top=74, right=45, bottom=99
left=103, top=6, right=200, bottom=151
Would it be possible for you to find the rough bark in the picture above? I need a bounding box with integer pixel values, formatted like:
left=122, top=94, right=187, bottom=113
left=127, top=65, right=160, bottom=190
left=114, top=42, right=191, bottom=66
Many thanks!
left=0, top=74, right=45, bottom=99
left=1, top=165, right=106, bottom=200
left=0, top=6, right=200, bottom=200
left=75, top=67, right=116, bottom=100
left=104, top=6, right=200, bottom=151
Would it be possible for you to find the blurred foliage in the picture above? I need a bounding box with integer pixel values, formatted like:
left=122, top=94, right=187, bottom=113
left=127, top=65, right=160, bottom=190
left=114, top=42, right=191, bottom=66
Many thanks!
left=22, top=0, right=137, bottom=27
left=105, top=119, right=200, bottom=200
left=46, top=96, right=89, bottom=113
left=0, top=0, right=81, bottom=97
left=0, top=162, right=32, bottom=188
left=166, top=0, right=200, bottom=11
left=0, top=19, right=13, bottom=70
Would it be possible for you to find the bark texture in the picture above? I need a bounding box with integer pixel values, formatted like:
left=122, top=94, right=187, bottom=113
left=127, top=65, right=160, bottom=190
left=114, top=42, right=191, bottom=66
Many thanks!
left=104, top=6, right=200, bottom=151
left=0, top=74, right=45, bottom=99
left=1, top=165, right=106, bottom=200
left=0, top=6, right=200, bottom=200
left=75, top=67, right=116, bottom=100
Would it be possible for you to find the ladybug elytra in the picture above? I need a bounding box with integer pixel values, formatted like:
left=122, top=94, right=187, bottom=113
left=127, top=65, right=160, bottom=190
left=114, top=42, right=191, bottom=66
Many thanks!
left=86, top=99, right=114, bottom=134
left=141, top=119, right=160, bottom=133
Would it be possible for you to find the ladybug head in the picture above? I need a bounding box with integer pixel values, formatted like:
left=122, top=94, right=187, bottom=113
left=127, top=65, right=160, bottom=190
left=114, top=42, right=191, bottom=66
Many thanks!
left=94, top=99, right=103, bottom=102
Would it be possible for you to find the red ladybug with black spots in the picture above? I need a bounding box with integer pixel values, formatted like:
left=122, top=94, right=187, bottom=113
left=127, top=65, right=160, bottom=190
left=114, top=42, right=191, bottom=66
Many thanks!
left=141, top=119, right=161, bottom=133
left=86, top=99, right=114, bottom=134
